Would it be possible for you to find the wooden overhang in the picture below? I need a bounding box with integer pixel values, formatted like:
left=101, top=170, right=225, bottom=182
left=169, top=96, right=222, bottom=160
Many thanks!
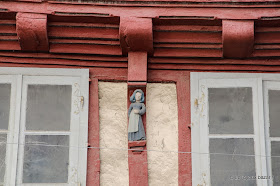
left=1, top=1, right=280, bottom=62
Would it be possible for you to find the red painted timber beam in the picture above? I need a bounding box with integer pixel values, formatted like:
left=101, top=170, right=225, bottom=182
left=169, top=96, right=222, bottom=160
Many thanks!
left=87, top=78, right=101, bottom=186
left=120, top=16, right=153, bottom=186
left=3, top=2, right=280, bottom=20
left=127, top=52, right=148, bottom=86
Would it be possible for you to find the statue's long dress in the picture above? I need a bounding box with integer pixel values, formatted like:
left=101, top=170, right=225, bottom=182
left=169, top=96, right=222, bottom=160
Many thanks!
left=128, top=102, right=146, bottom=141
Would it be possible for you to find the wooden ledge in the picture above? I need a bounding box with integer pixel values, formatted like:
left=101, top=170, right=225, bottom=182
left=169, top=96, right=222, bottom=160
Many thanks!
left=128, top=140, right=146, bottom=153
left=128, top=140, right=146, bottom=148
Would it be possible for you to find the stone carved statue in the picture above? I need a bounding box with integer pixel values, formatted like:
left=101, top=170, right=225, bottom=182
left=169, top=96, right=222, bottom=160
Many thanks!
left=128, top=89, right=146, bottom=141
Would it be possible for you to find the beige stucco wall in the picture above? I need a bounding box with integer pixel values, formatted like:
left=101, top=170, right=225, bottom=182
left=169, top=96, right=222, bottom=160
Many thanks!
left=99, top=82, right=129, bottom=186
left=99, top=82, right=178, bottom=186
left=146, top=83, right=179, bottom=186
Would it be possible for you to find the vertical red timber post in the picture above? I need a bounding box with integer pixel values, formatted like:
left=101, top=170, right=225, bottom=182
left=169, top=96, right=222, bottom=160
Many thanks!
left=120, top=16, right=153, bottom=186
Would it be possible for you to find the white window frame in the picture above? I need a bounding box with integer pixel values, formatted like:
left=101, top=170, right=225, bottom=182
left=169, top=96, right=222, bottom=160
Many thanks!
left=191, top=72, right=280, bottom=186
left=263, top=81, right=280, bottom=186
left=0, top=67, right=89, bottom=186
left=0, top=75, right=20, bottom=186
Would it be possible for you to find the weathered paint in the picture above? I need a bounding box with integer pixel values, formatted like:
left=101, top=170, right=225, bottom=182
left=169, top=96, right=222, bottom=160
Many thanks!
left=87, top=78, right=100, bottom=186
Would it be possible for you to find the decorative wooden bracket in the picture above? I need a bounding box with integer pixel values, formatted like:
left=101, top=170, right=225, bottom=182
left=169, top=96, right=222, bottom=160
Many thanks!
left=120, top=17, right=153, bottom=86
left=16, top=13, right=49, bottom=52
left=222, top=20, right=254, bottom=58
left=119, top=17, right=153, bottom=56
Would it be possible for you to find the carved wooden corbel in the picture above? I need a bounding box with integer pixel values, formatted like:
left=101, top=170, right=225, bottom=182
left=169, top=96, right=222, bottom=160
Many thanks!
left=119, top=17, right=153, bottom=56
left=119, top=17, right=153, bottom=86
left=223, top=20, right=254, bottom=58
left=16, top=13, right=49, bottom=52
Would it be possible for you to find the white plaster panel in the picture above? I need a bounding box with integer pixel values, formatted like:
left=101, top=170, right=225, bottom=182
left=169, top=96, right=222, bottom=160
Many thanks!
left=146, top=83, right=179, bottom=186
left=99, top=82, right=129, bottom=186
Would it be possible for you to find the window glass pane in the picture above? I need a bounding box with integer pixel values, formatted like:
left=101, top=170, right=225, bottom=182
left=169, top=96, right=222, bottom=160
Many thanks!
left=268, top=90, right=280, bottom=137
left=23, top=135, right=69, bottom=183
left=26, top=85, right=72, bottom=131
left=209, top=88, right=254, bottom=134
left=0, top=84, right=11, bottom=130
left=209, top=138, right=256, bottom=186
left=0, top=134, right=7, bottom=184
left=271, top=141, right=280, bottom=185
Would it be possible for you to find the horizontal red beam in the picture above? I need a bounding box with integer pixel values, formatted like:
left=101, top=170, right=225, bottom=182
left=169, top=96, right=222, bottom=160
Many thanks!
left=49, top=43, right=122, bottom=55
left=154, top=43, right=222, bottom=49
left=0, top=20, right=16, bottom=24
left=153, top=48, right=222, bottom=57
left=0, top=51, right=127, bottom=62
left=0, top=41, right=20, bottom=50
left=255, top=45, right=280, bottom=50
left=153, top=25, right=221, bottom=32
left=0, top=55, right=127, bottom=67
left=154, top=32, right=221, bottom=43
left=47, top=0, right=280, bottom=8
left=48, top=26, right=119, bottom=40
left=256, top=27, right=280, bottom=32
left=48, top=22, right=119, bottom=28
left=255, top=33, right=280, bottom=44
left=149, top=57, right=280, bottom=66
left=0, top=25, right=16, bottom=33
left=252, top=49, right=280, bottom=57
left=2, top=2, right=280, bottom=19
left=49, top=39, right=119, bottom=45
left=0, top=35, right=18, bottom=40
left=148, top=63, right=280, bottom=71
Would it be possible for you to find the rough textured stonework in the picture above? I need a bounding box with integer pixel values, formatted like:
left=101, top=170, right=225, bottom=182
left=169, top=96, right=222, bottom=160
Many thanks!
left=99, top=82, right=129, bottom=186
left=146, top=83, right=179, bottom=186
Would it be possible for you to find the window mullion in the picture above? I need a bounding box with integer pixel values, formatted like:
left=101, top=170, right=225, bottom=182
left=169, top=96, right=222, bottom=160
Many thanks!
left=256, top=78, right=268, bottom=186
left=263, top=81, right=279, bottom=186
left=8, top=74, right=23, bottom=186
left=77, top=73, right=89, bottom=185
left=16, top=75, right=28, bottom=185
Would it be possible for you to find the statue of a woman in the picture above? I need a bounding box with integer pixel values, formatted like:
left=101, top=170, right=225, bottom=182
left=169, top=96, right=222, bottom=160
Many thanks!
left=128, top=89, right=146, bottom=141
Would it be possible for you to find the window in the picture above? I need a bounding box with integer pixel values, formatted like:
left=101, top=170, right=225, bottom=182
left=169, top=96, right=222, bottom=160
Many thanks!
left=0, top=67, right=89, bottom=185
left=191, top=72, right=280, bottom=186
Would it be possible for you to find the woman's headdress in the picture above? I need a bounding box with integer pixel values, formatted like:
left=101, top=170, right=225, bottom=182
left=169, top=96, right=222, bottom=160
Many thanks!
left=130, top=89, right=145, bottom=103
